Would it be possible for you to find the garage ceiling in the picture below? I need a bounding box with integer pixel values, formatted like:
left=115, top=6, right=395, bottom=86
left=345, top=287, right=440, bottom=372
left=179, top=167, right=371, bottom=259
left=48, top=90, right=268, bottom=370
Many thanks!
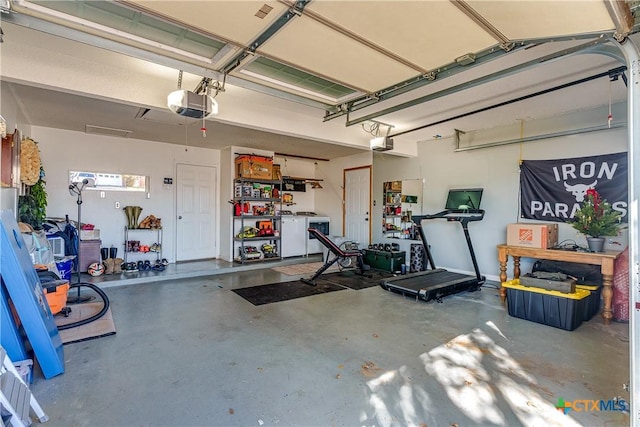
left=2, top=0, right=639, bottom=158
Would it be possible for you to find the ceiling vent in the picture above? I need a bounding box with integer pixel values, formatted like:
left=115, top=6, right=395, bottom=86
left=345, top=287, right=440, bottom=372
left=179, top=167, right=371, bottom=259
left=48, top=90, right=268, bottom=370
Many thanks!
left=255, top=4, right=273, bottom=19
left=85, top=125, right=132, bottom=138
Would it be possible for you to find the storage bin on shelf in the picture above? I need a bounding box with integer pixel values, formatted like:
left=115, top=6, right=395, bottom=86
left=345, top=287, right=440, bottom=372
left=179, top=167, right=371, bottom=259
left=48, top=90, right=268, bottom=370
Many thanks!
left=502, top=279, right=590, bottom=331
left=235, top=155, right=273, bottom=180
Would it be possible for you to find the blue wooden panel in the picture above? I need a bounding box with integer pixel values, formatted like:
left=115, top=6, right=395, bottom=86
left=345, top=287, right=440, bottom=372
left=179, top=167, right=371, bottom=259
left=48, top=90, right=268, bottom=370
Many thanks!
left=0, top=279, right=28, bottom=362
left=0, top=210, right=64, bottom=378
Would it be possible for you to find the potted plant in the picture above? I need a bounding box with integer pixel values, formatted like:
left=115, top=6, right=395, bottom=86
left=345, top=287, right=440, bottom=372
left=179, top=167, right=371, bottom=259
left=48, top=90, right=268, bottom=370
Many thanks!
left=18, top=166, right=47, bottom=230
left=569, top=188, right=621, bottom=252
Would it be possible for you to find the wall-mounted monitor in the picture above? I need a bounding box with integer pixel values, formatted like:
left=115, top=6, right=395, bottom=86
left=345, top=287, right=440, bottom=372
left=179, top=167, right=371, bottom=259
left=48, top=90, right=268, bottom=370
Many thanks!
left=445, top=188, right=483, bottom=210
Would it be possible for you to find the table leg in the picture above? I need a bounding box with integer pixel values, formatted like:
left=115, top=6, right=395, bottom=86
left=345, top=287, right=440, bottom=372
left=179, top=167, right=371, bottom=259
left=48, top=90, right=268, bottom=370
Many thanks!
left=601, top=274, right=613, bottom=324
left=600, top=259, right=615, bottom=324
left=513, top=256, right=521, bottom=280
left=498, top=247, right=508, bottom=302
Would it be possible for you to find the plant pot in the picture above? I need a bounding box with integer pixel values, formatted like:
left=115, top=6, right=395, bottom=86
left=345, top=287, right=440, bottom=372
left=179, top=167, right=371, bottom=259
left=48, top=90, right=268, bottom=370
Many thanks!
left=587, top=237, right=605, bottom=253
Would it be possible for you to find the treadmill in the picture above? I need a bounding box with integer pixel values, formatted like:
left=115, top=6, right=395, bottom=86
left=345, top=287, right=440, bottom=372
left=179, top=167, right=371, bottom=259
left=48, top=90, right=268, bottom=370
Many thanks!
left=380, top=188, right=486, bottom=302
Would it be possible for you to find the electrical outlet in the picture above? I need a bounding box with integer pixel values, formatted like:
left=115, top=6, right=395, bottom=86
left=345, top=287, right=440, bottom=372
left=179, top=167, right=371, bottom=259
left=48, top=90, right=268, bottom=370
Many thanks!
left=115, top=201, right=120, bottom=209
left=100, top=191, right=105, bottom=199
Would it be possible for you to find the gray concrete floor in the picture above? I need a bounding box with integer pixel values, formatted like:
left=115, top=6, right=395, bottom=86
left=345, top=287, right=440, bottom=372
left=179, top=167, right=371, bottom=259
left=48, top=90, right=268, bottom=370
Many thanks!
left=29, top=260, right=630, bottom=427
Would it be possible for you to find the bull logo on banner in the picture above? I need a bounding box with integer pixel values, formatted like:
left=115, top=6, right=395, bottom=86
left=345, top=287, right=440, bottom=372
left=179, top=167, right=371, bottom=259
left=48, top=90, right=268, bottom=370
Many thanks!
left=564, top=180, right=597, bottom=202
left=520, top=152, right=627, bottom=223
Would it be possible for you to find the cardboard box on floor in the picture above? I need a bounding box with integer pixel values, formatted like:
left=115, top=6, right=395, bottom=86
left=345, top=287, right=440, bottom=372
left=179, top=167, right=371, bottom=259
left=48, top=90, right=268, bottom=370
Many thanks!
left=506, top=223, right=558, bottom=248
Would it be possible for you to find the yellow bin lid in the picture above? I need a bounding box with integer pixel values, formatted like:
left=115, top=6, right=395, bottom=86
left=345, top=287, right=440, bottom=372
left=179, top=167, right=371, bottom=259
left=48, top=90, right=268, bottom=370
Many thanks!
left=575, top=284, right=600, bottom=291
left=502, top=279, right=590, bottom=300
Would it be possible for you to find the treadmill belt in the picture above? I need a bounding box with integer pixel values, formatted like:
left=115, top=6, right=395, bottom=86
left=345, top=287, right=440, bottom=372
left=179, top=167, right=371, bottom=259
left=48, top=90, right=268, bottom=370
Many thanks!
left=381, top=269, right=480, bottom=302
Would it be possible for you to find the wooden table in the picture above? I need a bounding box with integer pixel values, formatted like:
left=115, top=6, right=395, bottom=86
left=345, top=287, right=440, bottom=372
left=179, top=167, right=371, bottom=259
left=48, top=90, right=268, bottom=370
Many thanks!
left=497, top=244, right=622, bottom=323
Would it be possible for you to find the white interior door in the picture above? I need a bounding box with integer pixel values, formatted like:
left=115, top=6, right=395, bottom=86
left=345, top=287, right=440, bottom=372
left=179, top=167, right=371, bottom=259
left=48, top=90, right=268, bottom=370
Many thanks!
left=176, top=164, right=217, bottom=261
left=344, top=167, right=371, bottom=247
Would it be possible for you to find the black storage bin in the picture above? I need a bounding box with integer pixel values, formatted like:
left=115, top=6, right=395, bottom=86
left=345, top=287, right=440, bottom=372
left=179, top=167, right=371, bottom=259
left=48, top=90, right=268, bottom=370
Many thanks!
left=363, top=249, right=405, bottom=273
left=503, top=280, right=590, bottom=331
left=575, top=284, right=602, bottom=321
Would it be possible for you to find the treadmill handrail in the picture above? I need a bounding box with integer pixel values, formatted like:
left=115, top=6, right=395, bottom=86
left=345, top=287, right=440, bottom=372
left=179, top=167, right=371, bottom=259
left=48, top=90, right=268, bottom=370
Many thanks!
left=412, top=209, right=485, bottom=225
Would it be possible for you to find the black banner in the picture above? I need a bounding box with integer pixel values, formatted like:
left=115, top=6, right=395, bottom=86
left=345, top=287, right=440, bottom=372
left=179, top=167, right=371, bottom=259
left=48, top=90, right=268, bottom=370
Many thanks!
left=520, top=152, right=627, bottom=223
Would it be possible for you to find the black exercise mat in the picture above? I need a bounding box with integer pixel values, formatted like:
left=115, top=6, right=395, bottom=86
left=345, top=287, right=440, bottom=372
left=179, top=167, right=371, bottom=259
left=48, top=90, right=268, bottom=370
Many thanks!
left=233, top=279, right=345, bottom=306
left=320, top=270, right=396, bottom=290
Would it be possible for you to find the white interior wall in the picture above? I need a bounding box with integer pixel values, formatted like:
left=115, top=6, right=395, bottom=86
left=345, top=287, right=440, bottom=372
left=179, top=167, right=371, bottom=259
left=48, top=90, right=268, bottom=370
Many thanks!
left=373, top=126, right=627, bottom=281
left=23, top=133, right=362, bottom=265
left=273, top=155, right=317, bottom=212
left=0, top=84, right=19, bottom=132
left=30, top=126, right=220, bottom=263
left=219, top=147, right=233, bottom=262
left=316, top=151, right=373, bottom=237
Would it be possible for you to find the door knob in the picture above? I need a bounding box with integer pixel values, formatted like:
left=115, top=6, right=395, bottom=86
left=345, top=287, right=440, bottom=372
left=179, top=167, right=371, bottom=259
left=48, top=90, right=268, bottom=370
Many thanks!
left=178, top=215, right=182, bottom=219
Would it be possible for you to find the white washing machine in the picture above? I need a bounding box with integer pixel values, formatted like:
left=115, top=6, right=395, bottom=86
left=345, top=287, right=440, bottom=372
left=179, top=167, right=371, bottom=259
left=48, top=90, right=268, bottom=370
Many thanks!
left=305, top=216, right=330, bottom=255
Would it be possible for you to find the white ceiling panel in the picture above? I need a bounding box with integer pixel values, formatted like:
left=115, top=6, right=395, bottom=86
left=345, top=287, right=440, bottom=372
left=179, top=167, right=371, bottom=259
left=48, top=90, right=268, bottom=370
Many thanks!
left=305, top=1, right=498, bottom=71
left=373, top=52, right=625, bottom=140
left=344, top=38, right=610, bottom=123
left=468, top=1, right=615, bottom=40
left=128, top=0, right=288, bottom=46
left=259, top=15, right=419, bottom=93
left=3, top=0, right=635, bottom=159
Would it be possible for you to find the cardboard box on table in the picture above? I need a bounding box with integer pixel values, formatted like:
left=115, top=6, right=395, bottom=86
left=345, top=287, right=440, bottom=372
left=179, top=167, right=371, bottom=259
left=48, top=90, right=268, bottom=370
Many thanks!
left=506, top=223, right=558, bottom=249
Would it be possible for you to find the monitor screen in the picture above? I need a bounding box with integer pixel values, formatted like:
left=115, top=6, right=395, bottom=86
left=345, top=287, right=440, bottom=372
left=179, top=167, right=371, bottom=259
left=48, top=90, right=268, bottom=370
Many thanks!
left=445, top=188, right=483, bottom=210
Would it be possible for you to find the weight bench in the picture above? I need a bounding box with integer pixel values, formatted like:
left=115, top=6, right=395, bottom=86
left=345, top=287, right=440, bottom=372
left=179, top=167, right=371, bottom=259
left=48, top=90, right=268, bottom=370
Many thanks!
left=301, top=228, right=370, bottom=286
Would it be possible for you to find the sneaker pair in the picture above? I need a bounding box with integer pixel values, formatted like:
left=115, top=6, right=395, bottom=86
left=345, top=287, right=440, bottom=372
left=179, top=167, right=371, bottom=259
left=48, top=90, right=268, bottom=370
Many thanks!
left=122, top=262, right=138, bottom=273
left=137, top=260, right=152, bottom=271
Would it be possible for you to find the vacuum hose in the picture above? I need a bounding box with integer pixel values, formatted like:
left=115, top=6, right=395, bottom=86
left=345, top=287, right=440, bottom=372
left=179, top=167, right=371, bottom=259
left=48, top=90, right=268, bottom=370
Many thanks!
left=57, top=283, right=110, bottom=330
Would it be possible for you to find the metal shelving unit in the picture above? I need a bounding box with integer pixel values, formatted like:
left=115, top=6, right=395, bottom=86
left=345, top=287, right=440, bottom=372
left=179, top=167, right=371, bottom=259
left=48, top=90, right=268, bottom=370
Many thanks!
left=123, top=226, right=163, bottom=263
left=383, top=184, right=403, bottom=235
left=233, top=178, right=283, bottom=263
